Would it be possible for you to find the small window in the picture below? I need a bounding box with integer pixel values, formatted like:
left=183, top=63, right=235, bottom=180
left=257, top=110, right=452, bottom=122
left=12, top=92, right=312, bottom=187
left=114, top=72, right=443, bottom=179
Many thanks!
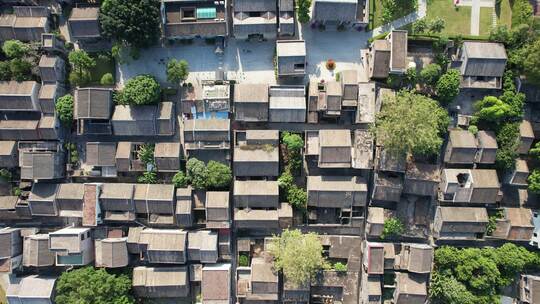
left=81, top=234, right=85, bottom=241
left=182, top=7, right=196, bottom=20
left=248, top=11, right=262, bottom=17
left=294, top=63, right=305, bottom=71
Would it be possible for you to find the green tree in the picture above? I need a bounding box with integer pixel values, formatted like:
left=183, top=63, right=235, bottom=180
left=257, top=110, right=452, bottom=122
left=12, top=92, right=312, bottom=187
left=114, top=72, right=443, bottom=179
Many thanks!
left=493, top=243, right=539, bottom=285
left=9, top=58, right=31, bottom=81
left=100, top=73, right=114, bottom=85
left=186, top=158, right=207, bottom=190
left=137, top=144, right=154, bottom=166
left=495, top=122, right=520, bottom=171
left=523, top=38, right=540, bottom=85
left=281, top=132, right=304, bottom=151
left=68, top=50, right=96, bottom=77
left=381, top=217, right=404, bottom=239
left=489, top=25, right=512, bottom=45
left=99, top=0, right=161, bottom=48
left=428, top=17, right=446, bottom=34
left=455, top=249, right=501, bottom=292
left=0, top=61, right=10, bottom=80
left=287, top=185, right=307, bottom=210
left=2, top=40, right=29, bottom=59
left=474, top=96, right=513, bottom=124
left=411, top=19, right=427, bottom=34
left=373, top=90, right=450, bottom=158
left=528, top=170, right=540, bottom=193
left=420, top=63, right=442, bottom=85
left=405, top=67, right=417, bottom=87
left=278, top=171, right=294, bottom=189
left=512, top=0, right=533, bottom=27
left=205, top=160, right=232, bottom=190
left=268, top=229, right=329, bottom=287
left=430, top=272, right=477, bottom=304
left=435, top=69, right=460, bottom=105
left=137, top=170, right=157, bottom=184
left=297, top=0, right=312, bottom=23
left=117, top=75, right=161, bottom=105
left=166, top=59, right=189, bottom=84
left=172, top=171, right=189, bottom=188
left=55, top=267, right=134, bottom=304
left=55, top=95, right=74, bottom=125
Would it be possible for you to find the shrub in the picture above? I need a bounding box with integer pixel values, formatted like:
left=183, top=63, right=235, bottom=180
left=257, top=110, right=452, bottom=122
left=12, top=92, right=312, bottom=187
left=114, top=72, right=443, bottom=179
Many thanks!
left=278, top=171, right=294, bottom=189
left=2, top=40, right=29, bottom=59
left=468, top=125, right=478, bottom=135
left=137, top=144, right=154, bottom=166
left=100, top=73, right=114, bottom=85
left=0, top=61, right=11, bottom=80
left=12, top=187, right=21, bottom=197
left=486, top=210, right=504, bottom=235
left=117, top=75, right=161, bottom=105
left=238, top=254, right=249, bottom=267
left=420, top=63, right=442, bottom=85
left=137, top=170, right=157, bottom=184
left=287, top=185, right=307, bottom=210
left=334, top=262, right=347, bottom=272
left=9, top=58, right=31, bottom=81
left=172, top=171, right=189, bottom=188
left=436, top=69, right=460, bottom=105
left=381, top=217, right=404, bottom=239
left=69, top=70, right=90, bottom=87
left=55, top=95, right=74, bottom=125
left=528, top=170, right=540, bottom=194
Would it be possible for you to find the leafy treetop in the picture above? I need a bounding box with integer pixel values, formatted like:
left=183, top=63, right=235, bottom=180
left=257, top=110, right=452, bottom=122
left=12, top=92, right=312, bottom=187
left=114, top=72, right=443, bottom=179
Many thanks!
left=100, top=0, right=161, bottom=48
left=268, top=229, right=329, bottom=287
left=55, top=267, right=134, bottom=304
left=116, top=75, right=161, bottom=105
left=373, top=90, right=450, bottom=158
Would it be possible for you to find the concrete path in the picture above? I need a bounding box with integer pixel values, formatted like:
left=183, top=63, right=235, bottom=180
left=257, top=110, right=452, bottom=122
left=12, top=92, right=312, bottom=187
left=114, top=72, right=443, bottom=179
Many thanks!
left=457, top=0, right=495, bottom=35
left=371, top=0, right=427, bottom=36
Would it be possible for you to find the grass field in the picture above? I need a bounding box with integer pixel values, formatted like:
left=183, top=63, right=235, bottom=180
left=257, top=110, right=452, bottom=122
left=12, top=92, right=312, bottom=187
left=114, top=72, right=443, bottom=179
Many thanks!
left=426, top=0, right=472, bottom=35
left=479, top=7, right=494, bottom=36
left=89, top=54, right=116, bottom=85
left=496, top=0, right=512, bottom=27
left=370, top=0, right=417, bottom=29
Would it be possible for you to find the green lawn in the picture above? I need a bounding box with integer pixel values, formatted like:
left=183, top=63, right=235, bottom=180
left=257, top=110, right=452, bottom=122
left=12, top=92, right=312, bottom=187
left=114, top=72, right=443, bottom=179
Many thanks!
left=89, top=54, right=116, bottom=85
left=496, top=0, right=512, bottom=27
left=426, top=0, right=472, bottom=36
left=479, top=7, right=494, bottom=36
left=370, top=0, right=417, bottom=29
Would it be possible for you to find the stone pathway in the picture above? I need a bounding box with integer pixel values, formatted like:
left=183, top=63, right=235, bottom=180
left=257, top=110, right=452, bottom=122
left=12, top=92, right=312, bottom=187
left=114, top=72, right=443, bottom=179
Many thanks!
left=457, top=0, right=495, bottom=35
left=371, top=0, right=427, bottom=36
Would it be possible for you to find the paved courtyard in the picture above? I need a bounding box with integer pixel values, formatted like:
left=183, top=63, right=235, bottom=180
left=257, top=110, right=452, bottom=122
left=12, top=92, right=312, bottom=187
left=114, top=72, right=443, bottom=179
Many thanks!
left=117, top=27, right=372, bottom=87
